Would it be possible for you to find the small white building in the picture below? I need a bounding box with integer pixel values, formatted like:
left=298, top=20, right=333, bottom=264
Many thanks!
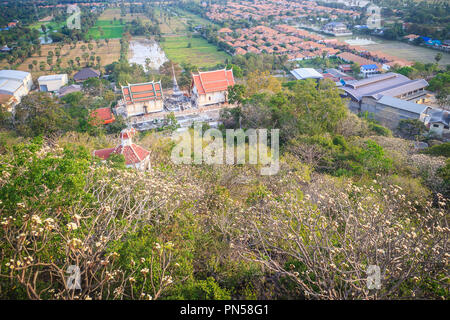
left=38, top=74, right=68, bottom=92
left=0, top=70, right=33, bottom=110
left=321, top=22, right=352, bottom=36
left=191, top=69, right=235, bottom=108
left=290, top=68, right=323, bottom=81
left=360, top=64, right=379, bottom=78
left=426, top=109, right=450, bottom=137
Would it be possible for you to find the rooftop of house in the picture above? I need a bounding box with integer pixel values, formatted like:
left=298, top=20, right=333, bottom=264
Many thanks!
left=361, top=64, right=379, bottom=70
left=73, top=68, right=100, bottom=81
left=58, top=84, right=82, bottom=96
left=428, top=109, right=450, bottom=126
left=38, top=74, right=67, bottom=82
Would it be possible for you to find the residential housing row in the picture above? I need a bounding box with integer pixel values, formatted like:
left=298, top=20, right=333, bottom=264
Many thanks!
left=206, top=0, right=361, bottom=23
left=219, top=23, right=413, bottom=75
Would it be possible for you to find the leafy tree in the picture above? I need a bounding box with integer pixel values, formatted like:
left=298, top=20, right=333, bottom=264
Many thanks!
left=397, top=119, right=427, bottom=140
left=422, top=142, right=450, bottom=158
left=14, top=93, right=75, bottom=137
left=246, top=70, right=281, bottom=96
left=356, top=139, right=393, bottom=175
left=227, top=84, right=246, bottom=105
left=106, top=153, right=126, bottom=169
left=434, top=52, right=442, bottom=65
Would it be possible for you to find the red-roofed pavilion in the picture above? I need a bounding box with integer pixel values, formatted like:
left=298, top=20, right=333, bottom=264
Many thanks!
left=93, top=128, right=151, bottom=170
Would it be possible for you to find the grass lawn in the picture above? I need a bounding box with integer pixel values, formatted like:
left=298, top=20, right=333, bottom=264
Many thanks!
left=154, top=7, right=187, bottom=34
left=161, top=35, right=230, bottom=68
left=155, top=7, right=218, bottom=35
left=87, top=20, right=125, bottom=39
left=29, top=20, right=66, bottom=33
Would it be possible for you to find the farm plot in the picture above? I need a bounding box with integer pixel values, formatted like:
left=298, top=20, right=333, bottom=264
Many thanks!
left=0, top=39, right=121, bottom=78
left=87, top=20, right=125, bottom=39
left=160, top=35, right=230, bottom=68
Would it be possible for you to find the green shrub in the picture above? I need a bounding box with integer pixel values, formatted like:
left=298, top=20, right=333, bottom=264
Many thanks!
left=369, top=122, right=392, bottom=137
left=422, top=142, right=450, bottom=157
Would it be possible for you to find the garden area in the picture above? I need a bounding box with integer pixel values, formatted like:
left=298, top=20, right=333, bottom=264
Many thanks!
left=160, top=35, right=230, bottom=68
left=87, top=20, right=125, bottom=40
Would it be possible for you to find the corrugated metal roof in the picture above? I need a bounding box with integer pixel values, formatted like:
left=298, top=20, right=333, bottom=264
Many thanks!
left=290, top=68, right=323, bottom=80
left=428, top=109, right=450, bottom=126
left=0, top=79, right=22, bottom=94
left=73, top=68, right=100, bottom=81
left=38, top=74, right=67, bottom=81
left=377, top=96, right=429, bottom=115
left=341, top=73, right=428, bottom=101
left=0, top=70, right=30, bottom=81
left=361, top=64, right=378, bottom=70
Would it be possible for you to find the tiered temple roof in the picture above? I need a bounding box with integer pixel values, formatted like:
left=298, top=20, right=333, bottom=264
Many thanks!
left=121, top=81, right=163, bottom=105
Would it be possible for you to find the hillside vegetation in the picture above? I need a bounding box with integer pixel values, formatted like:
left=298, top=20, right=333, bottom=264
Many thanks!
left=0, top=75, right=448, bottom=300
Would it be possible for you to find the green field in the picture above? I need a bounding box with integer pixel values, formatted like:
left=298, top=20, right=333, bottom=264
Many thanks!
left=87, top=20, right=125, bottom=39
left=29, top=20, right=66, bottom=33
left=161, top=35, right=230, bottom=68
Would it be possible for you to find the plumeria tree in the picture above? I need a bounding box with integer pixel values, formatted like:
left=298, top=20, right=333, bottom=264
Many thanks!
left=0, top=138, right=203, bottom=299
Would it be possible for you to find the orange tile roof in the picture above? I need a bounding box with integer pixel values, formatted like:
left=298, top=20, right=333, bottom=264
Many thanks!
left=121, top=81, right=163, bottom=104
left=93, top=129, right=150, bottom=166
left=90, top=107, right=115, bottom=125
left=192, top=69, right=235, bottom=95
left=218, top=27, right=233, bottom=33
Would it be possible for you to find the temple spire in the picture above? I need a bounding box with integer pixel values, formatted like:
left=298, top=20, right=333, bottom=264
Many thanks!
left=172, top=63, right=181, bottom=94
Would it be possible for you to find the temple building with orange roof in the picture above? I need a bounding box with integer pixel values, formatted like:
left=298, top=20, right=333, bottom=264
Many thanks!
left=93, top=128, right=151, bottom=171
left=119, top=81, right=164, bottom=117
left=191, top=69, right=235, bottom=108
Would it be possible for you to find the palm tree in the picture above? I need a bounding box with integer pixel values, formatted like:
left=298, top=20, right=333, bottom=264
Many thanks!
left=82, top=52, right=89, bottom=65
left=435, top=53, right=442, bottom=66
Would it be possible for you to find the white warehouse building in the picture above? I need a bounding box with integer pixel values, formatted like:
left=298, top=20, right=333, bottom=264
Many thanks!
left=0, top=70, right=33, bottom=109
left=38, top=74, right=68, bottom=92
